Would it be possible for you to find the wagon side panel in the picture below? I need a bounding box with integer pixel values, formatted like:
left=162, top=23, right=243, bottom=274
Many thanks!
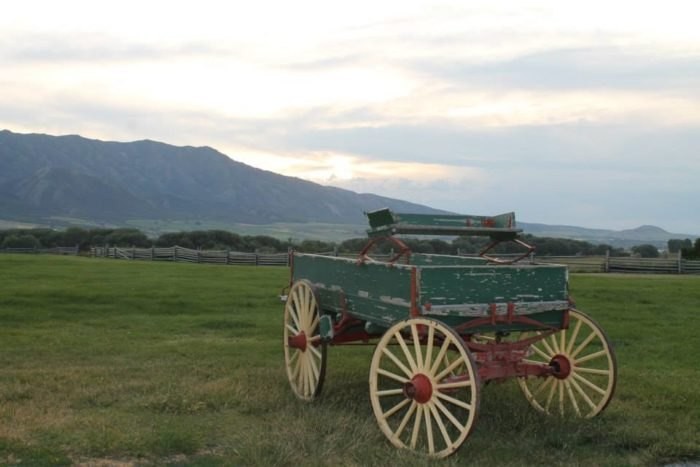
left=420, top=264, right=569, bottom=332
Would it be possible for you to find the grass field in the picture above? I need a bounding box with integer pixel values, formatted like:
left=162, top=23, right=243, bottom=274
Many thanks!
left=1, top=255, right=699, bottom=466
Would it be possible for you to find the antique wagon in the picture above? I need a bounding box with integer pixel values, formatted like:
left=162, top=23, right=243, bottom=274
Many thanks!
left=282, top=209, right=617, bottom=457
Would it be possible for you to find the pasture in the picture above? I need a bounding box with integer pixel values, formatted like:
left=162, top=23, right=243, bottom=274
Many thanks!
left=0, top=255, right=698, bottom=466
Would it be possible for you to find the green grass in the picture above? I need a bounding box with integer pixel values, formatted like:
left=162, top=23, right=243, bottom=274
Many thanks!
left=1, top=256, right=699, bottom=466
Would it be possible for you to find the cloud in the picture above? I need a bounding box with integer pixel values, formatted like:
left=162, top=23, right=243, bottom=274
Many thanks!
left=406, top=47, right=700, bottom=93
left=0, top=29, right=243, bottom=64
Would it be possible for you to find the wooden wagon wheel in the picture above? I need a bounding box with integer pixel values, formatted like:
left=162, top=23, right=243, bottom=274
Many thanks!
left=518, top=309, right=617, bottom=418
left=283, top=280, right=327, bottom=401
left=369, top=318, right=480, bottom=458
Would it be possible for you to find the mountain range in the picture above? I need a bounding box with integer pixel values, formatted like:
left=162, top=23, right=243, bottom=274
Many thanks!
left=0, top=130, right=445, bottom=226
left=0, top=130, right=695, bottom=248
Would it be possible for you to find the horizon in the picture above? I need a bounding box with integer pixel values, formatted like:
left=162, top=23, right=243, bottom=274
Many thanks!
left=1, top=1, right=698, bottom=233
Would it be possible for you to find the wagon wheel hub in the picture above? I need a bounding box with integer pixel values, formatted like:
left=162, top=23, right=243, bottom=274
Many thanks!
left=403, top=374, right=433, bottom=404
left=549, top=354, right=572, bottom=379
left=288, top=332, right=307, bottom=352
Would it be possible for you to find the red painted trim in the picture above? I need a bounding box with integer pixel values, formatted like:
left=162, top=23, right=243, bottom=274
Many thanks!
left=506, top=302, right=514, bottom=323
left=550, top=354, right=572, bottom=379
left=357, top=235, right=412, bottom=265
left=455, top=314, right=560, bottom=335
left=331, top=330, right=373, bottom=344
left=478, top=361, right=553, bottom=381
left=562, top=308, right=570, bottom=329
left=466, top=330, right=557, bottom=354
left=288, top=250, right=295, bottom=287
left=404, top=374, right=432, bottom=403
left=410, top=267, right=419, bottom=318
left=479, top=238, right=535, bottom=264
left=287, top=332, right=307, bottom=351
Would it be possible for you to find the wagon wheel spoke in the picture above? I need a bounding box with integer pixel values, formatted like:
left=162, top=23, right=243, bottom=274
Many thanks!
left=412, top=324, right=424, bottom=371
left=531, top=376, right=554, bottom=399
left=572, top=372, right=607, bottom=396
left=283, top=281, right=327, bottom=401
left=565, top=380, right=581, bottom=416
left=530, top=342, right=552, bottom=361
left=433, top=396, right=465, bottom=431
left=393, top=401, right=417, bottom=441
left=395, top=331, right=419, bottom=373
left=286, top=303, right=301, bottom=332
left=424, top=325, right=435, bottom=372
left=410, top=401, right=423, bottom=449
left=381, top=346, right=414, bottom=379
left=570, top=377, right=597, bottom=411
left=377, top=367, right=410, bottom=384
left=423, top=405, right=435, bottom=454
left=429, top=403, right=452, bottom=451
left=575, top=366, right=612, bottom=376
left=382, top=398, right=412, bottom=421
left=539, top=337, right=557, bottom=357
left=369, top=318, right=480, bottom=458
left=517, top=309, right=617, bottom=418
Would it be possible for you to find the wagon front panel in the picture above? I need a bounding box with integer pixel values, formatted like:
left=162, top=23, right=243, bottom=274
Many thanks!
left=293, top=253, right=414, bottom=327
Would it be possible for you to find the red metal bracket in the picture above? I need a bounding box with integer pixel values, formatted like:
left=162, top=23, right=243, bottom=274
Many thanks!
left=357, top=236, right=412, bottom=265
left=479, top=238, right=535, bottom=264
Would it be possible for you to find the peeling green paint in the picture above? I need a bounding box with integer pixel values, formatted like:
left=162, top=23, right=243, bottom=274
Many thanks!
left=292, top=252, right=569, bottom=332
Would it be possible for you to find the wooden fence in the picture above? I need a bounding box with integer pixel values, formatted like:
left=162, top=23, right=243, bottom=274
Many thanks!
left=91, top=246, right=289, bottom=266
left=0, top=246, right=79, bottom=255
left=531, top=255, right=700, bottom=274
left=85, top=246, right=700, bottom=274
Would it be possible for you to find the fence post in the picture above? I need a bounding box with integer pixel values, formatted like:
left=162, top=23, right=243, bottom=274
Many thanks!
left=226, top=249, right=230, bottom=265
left=174, top=246, right=178, bottom=262
left=197, top=247, right=201, bottom=263
left=678, top=250, right=683, bottom=274
left=605, top=250, right=610, bottom=273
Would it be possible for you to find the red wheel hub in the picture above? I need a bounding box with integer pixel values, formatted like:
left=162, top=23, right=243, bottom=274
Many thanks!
left=288, top=332, right=307, bottom=352
left=549, top=354, right=572, bottom=379
left=403, top=374, right=433, bottom=403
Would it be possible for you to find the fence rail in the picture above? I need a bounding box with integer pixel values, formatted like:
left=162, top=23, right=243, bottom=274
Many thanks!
left=91, top=246, right=289, bottom=266
left=533, top=255, right=700, bottom=274
left=84, top=246, right=700, bottom=274
left=0, top=246, right=79, bottom=255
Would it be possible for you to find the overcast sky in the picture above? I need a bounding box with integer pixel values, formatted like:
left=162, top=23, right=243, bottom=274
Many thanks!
left=2, top=1, right=698, bottom=233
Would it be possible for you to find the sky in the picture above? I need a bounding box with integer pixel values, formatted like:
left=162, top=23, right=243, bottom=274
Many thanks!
left=1, top=0, right=699, bottom=234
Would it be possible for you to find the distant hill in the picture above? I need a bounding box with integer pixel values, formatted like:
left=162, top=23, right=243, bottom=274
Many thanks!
left=519, top=222, right=696, bottom=249
left=0, top=130, right=446, bottom=226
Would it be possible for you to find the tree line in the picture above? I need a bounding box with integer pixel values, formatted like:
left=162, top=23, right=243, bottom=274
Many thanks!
left=3, top=227, right=697, bottom=258
left=667, top=238, right=700, bottom=259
